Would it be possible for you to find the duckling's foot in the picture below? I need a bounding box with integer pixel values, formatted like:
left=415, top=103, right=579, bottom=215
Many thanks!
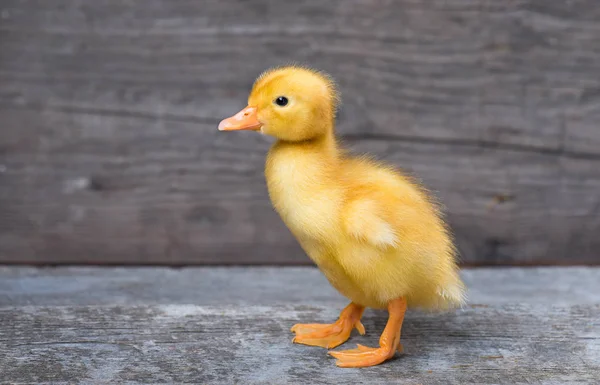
left=329, top=344, right=397, bottom=368
left=329, top=297, right=407, bottom=368
left=291, top=303, right=365, bottom=349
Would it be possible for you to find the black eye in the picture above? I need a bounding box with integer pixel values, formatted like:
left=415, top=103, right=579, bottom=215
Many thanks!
left=275, top=96, right=288, bottom=106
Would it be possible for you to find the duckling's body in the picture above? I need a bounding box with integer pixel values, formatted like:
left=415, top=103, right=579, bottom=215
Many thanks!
left=266, top=136, right=463, bottom=310
left=219, top=65, right=465, bottom=368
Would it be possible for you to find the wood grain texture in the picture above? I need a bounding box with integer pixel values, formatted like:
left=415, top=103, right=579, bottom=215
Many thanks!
left=0, top=267, right=599, bottom=384
left=2, top=266, right=600, bottom=307
left=1, top=1, right=600, bottom=264
left=2, top=304, right=599, bottom=384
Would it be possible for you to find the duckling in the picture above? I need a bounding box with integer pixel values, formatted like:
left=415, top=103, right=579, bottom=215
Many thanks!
left=218, top=66, right=466, bottom=368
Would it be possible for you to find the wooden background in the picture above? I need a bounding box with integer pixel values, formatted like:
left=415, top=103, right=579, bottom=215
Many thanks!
left=0, top=0, right=599, bottom=265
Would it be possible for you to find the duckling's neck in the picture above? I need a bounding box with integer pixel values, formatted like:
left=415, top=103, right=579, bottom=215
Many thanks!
left=265, top=131, right=342, bottom=227
left=266, top=131, right=341, bottom=200
left=268, top=131, right=341, bottom=172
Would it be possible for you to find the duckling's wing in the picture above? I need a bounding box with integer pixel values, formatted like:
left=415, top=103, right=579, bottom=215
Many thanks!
left=343, top=199, right=398, bottom=249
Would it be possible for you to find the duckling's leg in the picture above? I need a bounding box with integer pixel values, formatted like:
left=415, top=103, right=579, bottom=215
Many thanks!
left=291, top=302, right=365, bottom=349
left=328, top=297, right=407, bottom=368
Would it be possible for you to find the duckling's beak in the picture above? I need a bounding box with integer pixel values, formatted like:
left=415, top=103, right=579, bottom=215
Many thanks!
left=218, top=106, right=262, bottom=131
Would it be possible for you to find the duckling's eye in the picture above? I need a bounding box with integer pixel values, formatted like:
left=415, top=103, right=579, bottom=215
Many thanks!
left=274, top=96, right=289, bottom=107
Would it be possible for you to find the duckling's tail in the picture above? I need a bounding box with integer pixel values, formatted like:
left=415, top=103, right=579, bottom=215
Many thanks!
left=435, top=270, right=467, bottom=310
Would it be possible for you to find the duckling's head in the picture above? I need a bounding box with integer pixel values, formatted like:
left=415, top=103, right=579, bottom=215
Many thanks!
left=218, top=66, right=339, bottom=142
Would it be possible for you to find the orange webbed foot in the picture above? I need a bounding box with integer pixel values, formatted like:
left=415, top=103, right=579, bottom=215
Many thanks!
left=328, top=344, right=396, bottom=368
left=291, top=303, right=365, bottom=349
left=329, top=297, right=407, bottom=368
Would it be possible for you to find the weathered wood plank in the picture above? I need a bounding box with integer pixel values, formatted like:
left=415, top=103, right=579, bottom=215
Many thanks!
left=1, top=266, right=600, bottom=307
left=0, top=267, right=599, bottom=384
left=1, top=304, right=599, bottom=384
left=1, top=110, right=598, bottom=264
left=2, top=0, right=600, bottom=151
left=1, top=1, right=600, bottom=265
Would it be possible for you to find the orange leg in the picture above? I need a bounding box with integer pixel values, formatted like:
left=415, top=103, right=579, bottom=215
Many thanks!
left=291, top=302, right=365, bottom=349
left=329, top=297, right=407, bottom=368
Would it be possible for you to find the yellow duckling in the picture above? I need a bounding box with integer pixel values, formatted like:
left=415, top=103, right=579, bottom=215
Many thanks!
left=218, top=66, right=466, bottom=368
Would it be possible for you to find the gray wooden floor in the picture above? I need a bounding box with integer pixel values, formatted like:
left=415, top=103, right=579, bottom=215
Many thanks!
left=1, top=267, right=599, bottom=384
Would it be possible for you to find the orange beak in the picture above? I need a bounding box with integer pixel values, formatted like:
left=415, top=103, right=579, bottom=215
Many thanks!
left=218, top=106, right=262, bottom=132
